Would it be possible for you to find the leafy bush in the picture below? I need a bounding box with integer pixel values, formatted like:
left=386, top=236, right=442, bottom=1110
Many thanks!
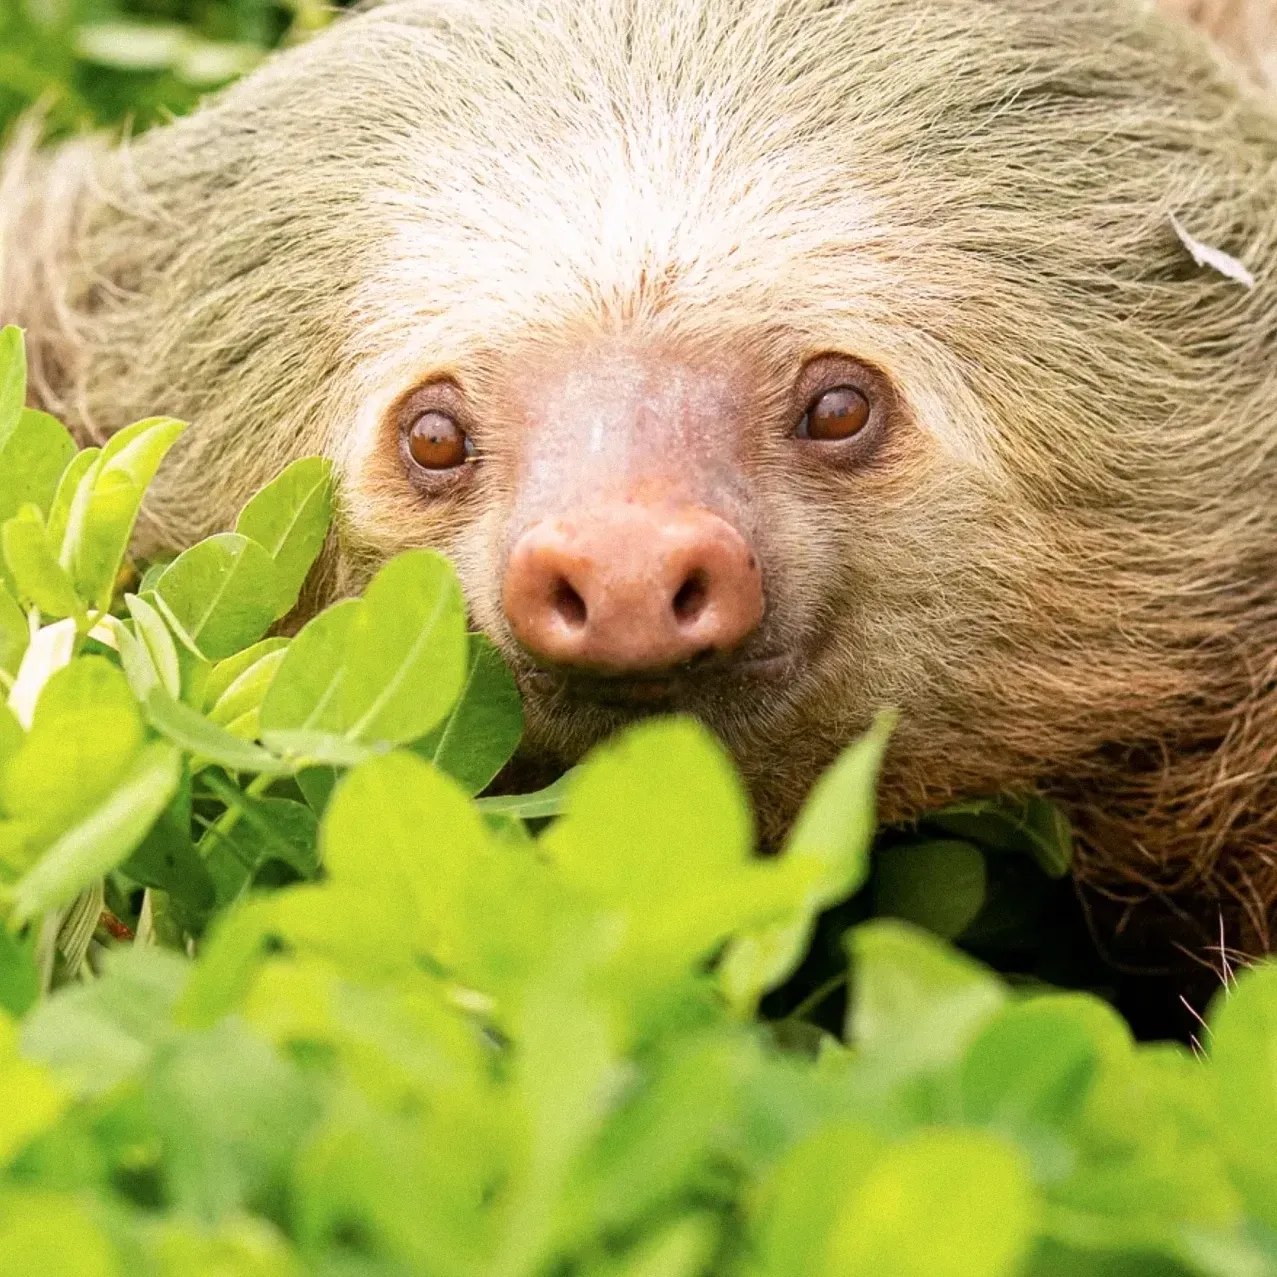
left=0, top=0, right=328, bottom=139
left=2, top=320, right=1277, bottom=1277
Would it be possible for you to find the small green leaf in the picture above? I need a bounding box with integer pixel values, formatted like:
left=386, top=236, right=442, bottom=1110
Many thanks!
left=12, top=739, right=182, bottom=921
left=207, top=646, right=288, bottom=740
left=21, top=946, right=188, bottom=1095
left=234, top=456, right=333, bottom=616
left=924, top=793, right=1072, bottom=878
left=320, top=750, right=496, bottom=970
left=251, top=730, right=379, bottom=768
left=0, top=326, right=23, bottom=430
left=0, top=927, right=39, bottom=1016
left=872, top=839, right=987, bottom=940
left=44, top=448, right=99, bottom=555
left=476, top=773, right=573, bottom=820
left=0, top=407, right=78, bottom=527
left=0, top=583, right=28, bottom=677
left=412, top=633, right=523, bottom=794
left=2, top=506, right=83, bottom=619
left=752, top=1123, right=885, bottom=1277
left=121, top=795, right=216, bottom=921
left=203, top=635, right=291, bottom=715
left=0, top=657, right=143, bottom=876
left=720, top=713, right=893, bottom=1012
left=543, top=716, right=751, bottom=907
left=846, top=920, right=1006, bottom=1100
left=202, top=638, right=290, bottom=712
left=824, top=1130, right=1035, bottom=1277
left=107, top=612, right=159, bottom=700
left=58, top=416, right=186, bottom=611
left=295, top=766, right=338, bottom=816
left=1210, top=962, right=1277, bottom=1228
left=255, top=600, right=357, bottom=737
left=261, top=551, right=468, bottom=749
left=145, top=687, right=285, bottom=774
left=125, top=593, right=181, bottom=699
left=957, top=995, right=1128, bottom=1181
left=201, top=795, right=318, bottom=907
left=154, top=533, right=283, bottom=662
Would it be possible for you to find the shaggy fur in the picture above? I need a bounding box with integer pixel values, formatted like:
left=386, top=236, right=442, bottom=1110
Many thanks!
left=5, top=0, right=1277, bottom=962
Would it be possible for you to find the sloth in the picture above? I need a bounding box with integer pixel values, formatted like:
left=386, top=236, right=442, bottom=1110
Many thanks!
left=4, top=0, right=1277, bottom=961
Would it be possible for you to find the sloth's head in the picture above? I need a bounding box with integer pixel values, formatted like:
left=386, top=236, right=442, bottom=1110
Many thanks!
left=28, top=0, right=1277, bottom=830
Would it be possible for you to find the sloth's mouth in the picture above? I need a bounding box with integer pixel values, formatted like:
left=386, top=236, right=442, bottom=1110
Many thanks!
left=520, top=651, right=793, bottom=709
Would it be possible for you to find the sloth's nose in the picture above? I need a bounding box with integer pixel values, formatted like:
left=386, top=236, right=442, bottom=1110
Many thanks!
left=502, top=503, right=764, bottom=674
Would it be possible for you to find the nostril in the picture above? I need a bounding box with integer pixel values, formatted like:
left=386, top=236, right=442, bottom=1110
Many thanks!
left=550, top=577, right=588, bottom=630
left=671, top=570, right=709, bottom=625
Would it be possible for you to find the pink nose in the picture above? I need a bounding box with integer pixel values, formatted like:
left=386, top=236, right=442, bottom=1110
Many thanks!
left=502, top=503, right=764, bottom=673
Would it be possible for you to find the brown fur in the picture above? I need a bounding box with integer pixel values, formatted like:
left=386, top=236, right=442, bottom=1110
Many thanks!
left=5, top=0, right=1277, bottom=961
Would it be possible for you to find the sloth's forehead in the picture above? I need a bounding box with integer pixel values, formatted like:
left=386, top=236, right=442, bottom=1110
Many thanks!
left=352, top=128, right=897, bottom=354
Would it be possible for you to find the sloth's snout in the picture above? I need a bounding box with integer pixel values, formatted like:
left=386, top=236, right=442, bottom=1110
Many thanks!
left=502, top=503, right=764, bottom=675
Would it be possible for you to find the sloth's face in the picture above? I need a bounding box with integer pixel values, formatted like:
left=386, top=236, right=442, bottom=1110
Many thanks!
left=339, top=321, right=1031, bottom=831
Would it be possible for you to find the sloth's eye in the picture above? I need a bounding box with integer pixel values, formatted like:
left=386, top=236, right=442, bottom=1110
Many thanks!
left=407, top=410, right=473, bottom=470
left=797, top=385, right=871, bottom=441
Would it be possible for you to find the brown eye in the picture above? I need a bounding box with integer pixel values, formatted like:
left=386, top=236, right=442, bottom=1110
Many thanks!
left=797, top=385, right=871, bottom=441
left=407, top=410, right=473, bottom=470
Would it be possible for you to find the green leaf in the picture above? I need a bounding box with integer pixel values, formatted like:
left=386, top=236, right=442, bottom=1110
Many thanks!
left=2, top=505, right=83, bottom=618
left=202, top=638, right=290, bottom=713
left=476, top=772, right=573, bottom=819
left=0, top=926, right=39, bottom=1016
left=320, top=750, right=493, bottom=963
left=155, top=533, right=283, bottom=662
left=201, top=793, right=319, bottom=908
left=206, top=645, right=288, bottom=741
left=125, top=593, right=182, bottom=699
left=44, top=448, right=99, bottom=556
left=261, top=551, right=468, bottom=749
left=255, top=599, right=357, bottom=737
left=11, top=739, right=182, bottom=921
left=957, top=995, right=1128, bottom=1183
left=234, top=456, right=333, bottom=616
left=0, top=657, right=143, bottom=876
left=110, top=611, right=162, bottom=701
left=752, top=1122, right=885, bottom=1277
left=0, top=583, right=28, bottom=677
left=543, top=715, right=751, bottom=908
left=0, top=1014, right=68, bottom=1167
left=824, top=1129, right=1035, bottom=1277
left=74, top=20, right=187, bottom=69
left=251, top=731, right=379, bottom=768
left=846, top=920, right=1006, bottom=1104
left=148, top=1018, right=319, bottom=1221
left=872, top=839, right=987, bottom=940
left=719, top=712, right=892, bottom=1012
left=0, top=704, right=21, bottom=766
left=411, top=633, right=523, bottom=794
left=585, top=1215, right=720, bottom=1277
left=120, top=792, right=216, bottom=922
left=1210, top=962, right=1277, bottom=1228
left=0, top=1191, right=117, bottom=1277
left=58, top=416, right=186, bottom=611
left=0, top=326, right=23, bottom=431
left=21, top=946, right=187, bottom=1095
left=145, top=687, right=284, bottom=775
left=0, top=407, right=78, bottom=527
left=924, top=793, right=1072, bottom=878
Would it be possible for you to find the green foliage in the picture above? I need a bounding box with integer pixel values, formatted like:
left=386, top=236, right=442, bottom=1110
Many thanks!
left=0, top=0, right=332, bottom=141
left=0, top=323, right=1276, bottom=1275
